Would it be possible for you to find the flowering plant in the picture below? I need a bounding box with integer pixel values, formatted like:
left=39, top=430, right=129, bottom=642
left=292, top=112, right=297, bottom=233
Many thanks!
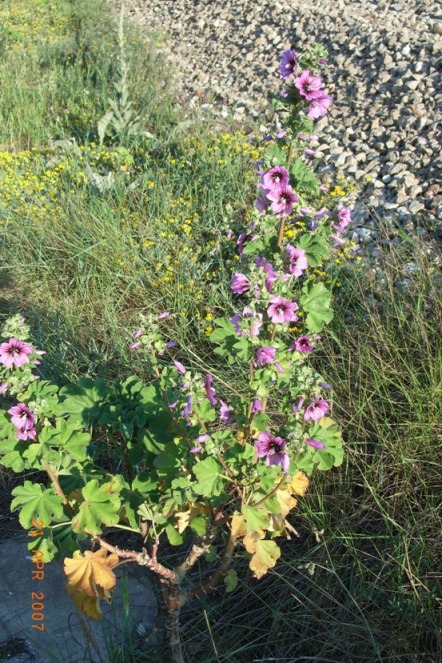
left=0, top=45, right=353, bottom=662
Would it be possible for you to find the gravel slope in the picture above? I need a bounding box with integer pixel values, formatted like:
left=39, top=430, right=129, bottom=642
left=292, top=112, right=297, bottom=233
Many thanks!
left=109, top=0, right=442, bottom=237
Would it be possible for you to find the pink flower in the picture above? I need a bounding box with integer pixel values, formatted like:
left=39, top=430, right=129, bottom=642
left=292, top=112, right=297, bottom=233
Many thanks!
left=295, top=70, right=323, bottom=100
left=219, top=400, right=233, bottom=423
left=267, top=185, right=298, bottom=217
left=262, top=166, right=289, bottom=191
left=255, top=257, right=278, bottom=292
left=0, top=338, right=33, bottom=369
left=304, top=399, right=330, bottom=421
left=16, top=426, right=37, bottom=441
left=129, top=342, right=141, bottom=350
left=291, top=336, right=314, bottom=353
left=8, top=403, right=35, bottom=429
left=251, top=398, right=262, bottom=413
left=133, top=329, right=143, bottom=339
left=285, top=245, right=308, bottom=277
left=291, top=396, right=305, bottom=414
left=305, top=438, right=325, bottom=450
left=157, top=312, right=170, bottom=320
left=333, top=207, right=352, bottom=233
left=204, top=373, right=217, bottom=406
left=267, top=296, right=299, bottom=324
left=255, top=431, right=289, bottom=472
left=0, top=381, right=8, bottom=394
left=173, top=360, right=186, bottom=375
left=256, top=347, right=276, bottom=366
left=308, top=92, right=332, bottom=119
left=231, top=273, right=250, bottom=295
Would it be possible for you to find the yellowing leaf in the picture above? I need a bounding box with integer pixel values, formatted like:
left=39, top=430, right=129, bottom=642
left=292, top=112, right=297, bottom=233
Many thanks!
left=66, top=583, right=103, bottom=621
left=243, top=530, right=264, bottom=554
left=249, top=540, right=281, bottom=579
left=290, top=471, right=309, bottom=496
left=175, top=503, right=209, bottom=534
left=275, top=488, right=297, bottom=517
left=231, top=513, right=247, bottom=539
left=268, top=513, right=285, bottom=533
left=64, top=548, right=119, bottom=598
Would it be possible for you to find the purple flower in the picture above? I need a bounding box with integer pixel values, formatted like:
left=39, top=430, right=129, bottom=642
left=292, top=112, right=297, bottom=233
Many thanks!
left=256, top=346, right=276, bottom=366
left=181, top=395, right=193, bottom=419
left=157, top=311, right=170, bottom=320
left=304, top=399, right=330, bottom=421
left=204, top=373, right=218, bottom=406
left=190, top=446, right=201, bottom=454
left=255, top=192, right=270, bottom=213
left=129, top=342, right=141, bottom=350
left=267, top=296, right=299, bottom=324
left=267, top=185, right=298, bottom=217
left=255, top=431, right=289, bottom=472
left=255, top=257, right=278, bottom=292
left=305, top=438, right=325, bottom=450
left=197, top=434, right=210, bottom=443
left=133, top=329, right=143, bottom=339
left=295, top=70, right=323, bottom=100
left=320, top=185, right=328, bottom=193
left=333, top=207, right=352, bottom=233
left=16, top=426, right=37, bottom=441
left=262, top=166, right=289, bottom=191
left=291, top=336, right=314, bottom=353
left=237, top=231, right=249, bottom=255
left=276, top=129, right=288, bottom=139
left=219, top=400, right=233, bottom=423
left=166, top=340, right=177, bottom=348
left=231, top=273, right=250, bottom=295
left=285, top=245, right=308, bottom=277
left=309, top=134, right=318, bottom=141
left=298, top=133, right=309, bottom=141
left=331, top=234, right=346, bottom=246
left=8, top=403, right=35, bottom=429
left=291, top=396, right=305, bottom=414
left=308, top=92, right=332, bottom=119
left=0, top=381, right=8, bottom=394
left=305, top=148, right=315, bottom=157
left=318, top=381, right=333, bottom=390
left=275, top=362, right=285, bottom=374
left=251, top=398, right=262, bottom=413
left=0, top=338, right=33, bottom=369
left=173, top=360, right=186, bottom=375
left=278, top=49, right=297, bottom=79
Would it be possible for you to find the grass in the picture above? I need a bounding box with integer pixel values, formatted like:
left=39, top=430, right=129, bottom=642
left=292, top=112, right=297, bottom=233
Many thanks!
left=0, top=0, right=441, bottom=662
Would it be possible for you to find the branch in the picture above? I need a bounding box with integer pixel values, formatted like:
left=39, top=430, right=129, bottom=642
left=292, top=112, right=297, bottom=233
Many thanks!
left=93, top=535, right=178, bottom=581
left=174, top=516, right=225, bottom=579
left=179, top=534, right=237, bottom=607
left=43, top=460, right=76, bottom=517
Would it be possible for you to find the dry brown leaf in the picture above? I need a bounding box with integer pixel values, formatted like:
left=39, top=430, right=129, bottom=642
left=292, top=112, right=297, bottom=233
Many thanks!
left=64, top=548, right=119, bottom=598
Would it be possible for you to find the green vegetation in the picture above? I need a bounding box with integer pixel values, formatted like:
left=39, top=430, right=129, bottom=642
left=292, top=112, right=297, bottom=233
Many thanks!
left=0, top=1, right=440, bottom=662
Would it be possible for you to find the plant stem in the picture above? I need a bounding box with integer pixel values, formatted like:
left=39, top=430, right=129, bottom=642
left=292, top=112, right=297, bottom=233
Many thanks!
left=43, top=460, right=75, bottom=517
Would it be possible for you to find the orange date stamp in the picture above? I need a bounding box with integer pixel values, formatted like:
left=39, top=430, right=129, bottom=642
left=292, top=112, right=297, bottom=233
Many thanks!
left=29, top=519, right=45, bottom=631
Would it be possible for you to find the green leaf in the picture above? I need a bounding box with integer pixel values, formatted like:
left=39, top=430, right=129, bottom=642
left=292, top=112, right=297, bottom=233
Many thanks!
left=314, top=451, right=335, bottom=471
left=193, top=458, right=225, bottom=497
left=242, top=505, right=270, bottom=533
left=224, top=569, right=238, bottom=593
left=166, top=524, right=184, bottom=546
left=300, top=282, right=333, bottom=333
left=72, top=479, right=121, bottom=535
left=190, top=514, right=207, bottom=536
left=209, top=317, right=235, bottom=343
left=298, top=234, right=329, bottom=268
left=11, top=482, right=64, bottom=529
